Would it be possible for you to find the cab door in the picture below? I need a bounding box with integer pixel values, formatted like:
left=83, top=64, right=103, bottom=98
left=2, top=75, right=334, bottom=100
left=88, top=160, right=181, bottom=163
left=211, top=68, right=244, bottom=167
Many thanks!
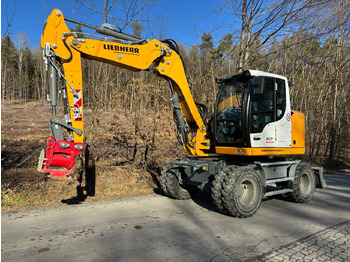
left=275, top=78, right=291, bottom=147
left=249, top=77, right=291, bottom=148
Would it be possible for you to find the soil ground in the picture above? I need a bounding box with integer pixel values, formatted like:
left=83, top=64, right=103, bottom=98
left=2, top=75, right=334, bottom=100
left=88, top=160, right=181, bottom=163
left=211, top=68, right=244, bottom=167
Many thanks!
left=1, top=100, right=184, bottom=212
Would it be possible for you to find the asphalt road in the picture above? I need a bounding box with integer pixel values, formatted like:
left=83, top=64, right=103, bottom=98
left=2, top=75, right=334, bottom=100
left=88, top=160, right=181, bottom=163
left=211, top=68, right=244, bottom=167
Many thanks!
left=2, top=173, right=350, bottom=262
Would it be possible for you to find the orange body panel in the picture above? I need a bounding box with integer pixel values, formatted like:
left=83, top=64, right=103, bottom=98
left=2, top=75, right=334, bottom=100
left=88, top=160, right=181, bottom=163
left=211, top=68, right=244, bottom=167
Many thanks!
left=291, top=110, right=305, bottom=154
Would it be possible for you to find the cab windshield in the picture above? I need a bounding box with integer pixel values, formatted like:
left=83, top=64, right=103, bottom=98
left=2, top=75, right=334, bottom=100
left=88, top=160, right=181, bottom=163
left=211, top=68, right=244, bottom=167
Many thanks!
left=216, top=77, right=248, bottom=144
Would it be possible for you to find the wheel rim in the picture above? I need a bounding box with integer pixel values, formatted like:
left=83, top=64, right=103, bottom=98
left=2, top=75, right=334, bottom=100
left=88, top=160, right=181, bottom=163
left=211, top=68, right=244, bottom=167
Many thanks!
left=238, top=179, right=256, bottom=207
left=300, top=173, right=311, bottom=195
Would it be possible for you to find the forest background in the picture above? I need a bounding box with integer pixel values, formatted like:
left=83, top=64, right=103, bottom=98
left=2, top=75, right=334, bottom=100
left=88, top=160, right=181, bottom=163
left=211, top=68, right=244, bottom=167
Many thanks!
left=1, top=0, right=349, bottom=210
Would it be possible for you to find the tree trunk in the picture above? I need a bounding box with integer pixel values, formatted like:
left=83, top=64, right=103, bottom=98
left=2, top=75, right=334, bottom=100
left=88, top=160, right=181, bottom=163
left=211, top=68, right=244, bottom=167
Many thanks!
left=238, top=0, right=248, bottom=71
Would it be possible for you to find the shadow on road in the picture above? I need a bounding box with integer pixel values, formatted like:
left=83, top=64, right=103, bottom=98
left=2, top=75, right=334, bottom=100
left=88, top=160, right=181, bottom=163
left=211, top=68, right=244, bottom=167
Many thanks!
left=61, top=145, right=96, bottom=205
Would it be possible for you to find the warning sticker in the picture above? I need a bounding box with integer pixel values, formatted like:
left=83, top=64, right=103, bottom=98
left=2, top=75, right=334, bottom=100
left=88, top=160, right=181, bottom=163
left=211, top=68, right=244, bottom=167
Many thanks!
left=73, top=89, right=82, bottom=121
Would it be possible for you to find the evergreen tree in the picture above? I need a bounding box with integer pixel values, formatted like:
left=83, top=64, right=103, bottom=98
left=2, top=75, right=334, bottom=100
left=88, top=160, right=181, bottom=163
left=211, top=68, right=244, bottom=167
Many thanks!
left=199, top=31, right=213, bottom=56
left=1, top=34, right=19, bottom=99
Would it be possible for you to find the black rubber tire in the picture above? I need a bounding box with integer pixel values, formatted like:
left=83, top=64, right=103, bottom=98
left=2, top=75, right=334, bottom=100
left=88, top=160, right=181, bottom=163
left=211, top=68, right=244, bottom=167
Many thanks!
left=290, top=163, right=315, bottom=203
left=160, top=166, right=193, bottom=200
left=211, top=166, right=235, bottom=213
left=222, top=168, right=263, bottom=218
left=159, top=164, right=171, bottom=196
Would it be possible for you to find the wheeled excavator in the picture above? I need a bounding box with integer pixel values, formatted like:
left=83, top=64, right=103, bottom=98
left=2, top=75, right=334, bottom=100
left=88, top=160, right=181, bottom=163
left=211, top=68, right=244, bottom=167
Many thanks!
left=38, top=9, right=326, bottom=217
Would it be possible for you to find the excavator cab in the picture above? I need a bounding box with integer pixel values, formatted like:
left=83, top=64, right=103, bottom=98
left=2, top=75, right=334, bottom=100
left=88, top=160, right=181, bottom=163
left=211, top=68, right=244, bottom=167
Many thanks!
left=214, top=70, right=304, bottom=156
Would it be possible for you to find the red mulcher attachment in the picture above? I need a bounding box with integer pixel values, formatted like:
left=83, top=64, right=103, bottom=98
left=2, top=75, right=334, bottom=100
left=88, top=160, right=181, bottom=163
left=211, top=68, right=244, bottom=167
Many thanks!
left=38, top=136, right=85, bottom=178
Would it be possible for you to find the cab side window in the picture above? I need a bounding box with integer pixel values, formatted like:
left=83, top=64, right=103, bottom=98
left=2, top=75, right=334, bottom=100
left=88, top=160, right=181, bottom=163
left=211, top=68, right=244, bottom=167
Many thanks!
left=251, top=77, right=275, bottom=133
left=276, top=78, right=286, bottom=120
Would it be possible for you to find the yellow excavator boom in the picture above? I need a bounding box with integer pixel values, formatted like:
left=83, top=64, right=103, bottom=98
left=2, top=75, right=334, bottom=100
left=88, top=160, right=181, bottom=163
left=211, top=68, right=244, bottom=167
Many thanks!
left=41, top=9, right=209, bottom=159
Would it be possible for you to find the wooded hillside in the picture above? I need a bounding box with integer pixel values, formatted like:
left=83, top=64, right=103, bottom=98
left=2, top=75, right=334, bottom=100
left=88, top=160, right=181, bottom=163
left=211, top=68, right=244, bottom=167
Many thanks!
left=2, top=0, right=349, bottom=164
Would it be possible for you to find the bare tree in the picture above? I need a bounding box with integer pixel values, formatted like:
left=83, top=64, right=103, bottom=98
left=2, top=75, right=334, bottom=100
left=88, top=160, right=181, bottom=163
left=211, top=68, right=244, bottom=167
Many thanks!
left=217, top=0, right=322, bottom=70
left=14, top=32, right=30, bottom=75
left=71, top=0, right=160, bottom=30
left=1, top=0, right=19, bottom=38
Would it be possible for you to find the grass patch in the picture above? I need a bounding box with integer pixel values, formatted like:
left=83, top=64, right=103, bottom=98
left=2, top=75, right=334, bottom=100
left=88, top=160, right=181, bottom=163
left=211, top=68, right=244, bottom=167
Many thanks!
left=1, top=190, right=24, bottom=207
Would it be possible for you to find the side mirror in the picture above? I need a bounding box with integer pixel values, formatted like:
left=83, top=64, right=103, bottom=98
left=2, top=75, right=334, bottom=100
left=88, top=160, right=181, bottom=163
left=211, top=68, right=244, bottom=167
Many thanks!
left=253, top=76, right=264, bottom=94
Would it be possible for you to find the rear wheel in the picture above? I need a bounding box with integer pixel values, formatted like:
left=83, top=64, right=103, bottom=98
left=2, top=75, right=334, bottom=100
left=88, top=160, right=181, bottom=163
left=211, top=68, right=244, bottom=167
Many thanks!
left=160, top=166, right=195, bottom=200
left=290, top=163, right=315, bottom=203
left=222, top=168, right=263, bottom=218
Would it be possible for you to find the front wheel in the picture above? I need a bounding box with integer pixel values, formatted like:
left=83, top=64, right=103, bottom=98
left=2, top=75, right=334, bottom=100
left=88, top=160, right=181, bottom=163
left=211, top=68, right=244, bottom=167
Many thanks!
left=211, top=166, right=237, bottom=213
left=160, top=166, right=195, bottom=200
left=211, top=169, right=227, bottom=213
left=290, top=163, right=315, bottom=203
left=222, top=168, right=263, bottom=218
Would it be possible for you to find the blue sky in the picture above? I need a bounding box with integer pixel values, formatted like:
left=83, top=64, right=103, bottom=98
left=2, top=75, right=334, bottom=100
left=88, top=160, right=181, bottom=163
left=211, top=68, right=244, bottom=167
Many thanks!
left=1, top=0, right=234, bottom=48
